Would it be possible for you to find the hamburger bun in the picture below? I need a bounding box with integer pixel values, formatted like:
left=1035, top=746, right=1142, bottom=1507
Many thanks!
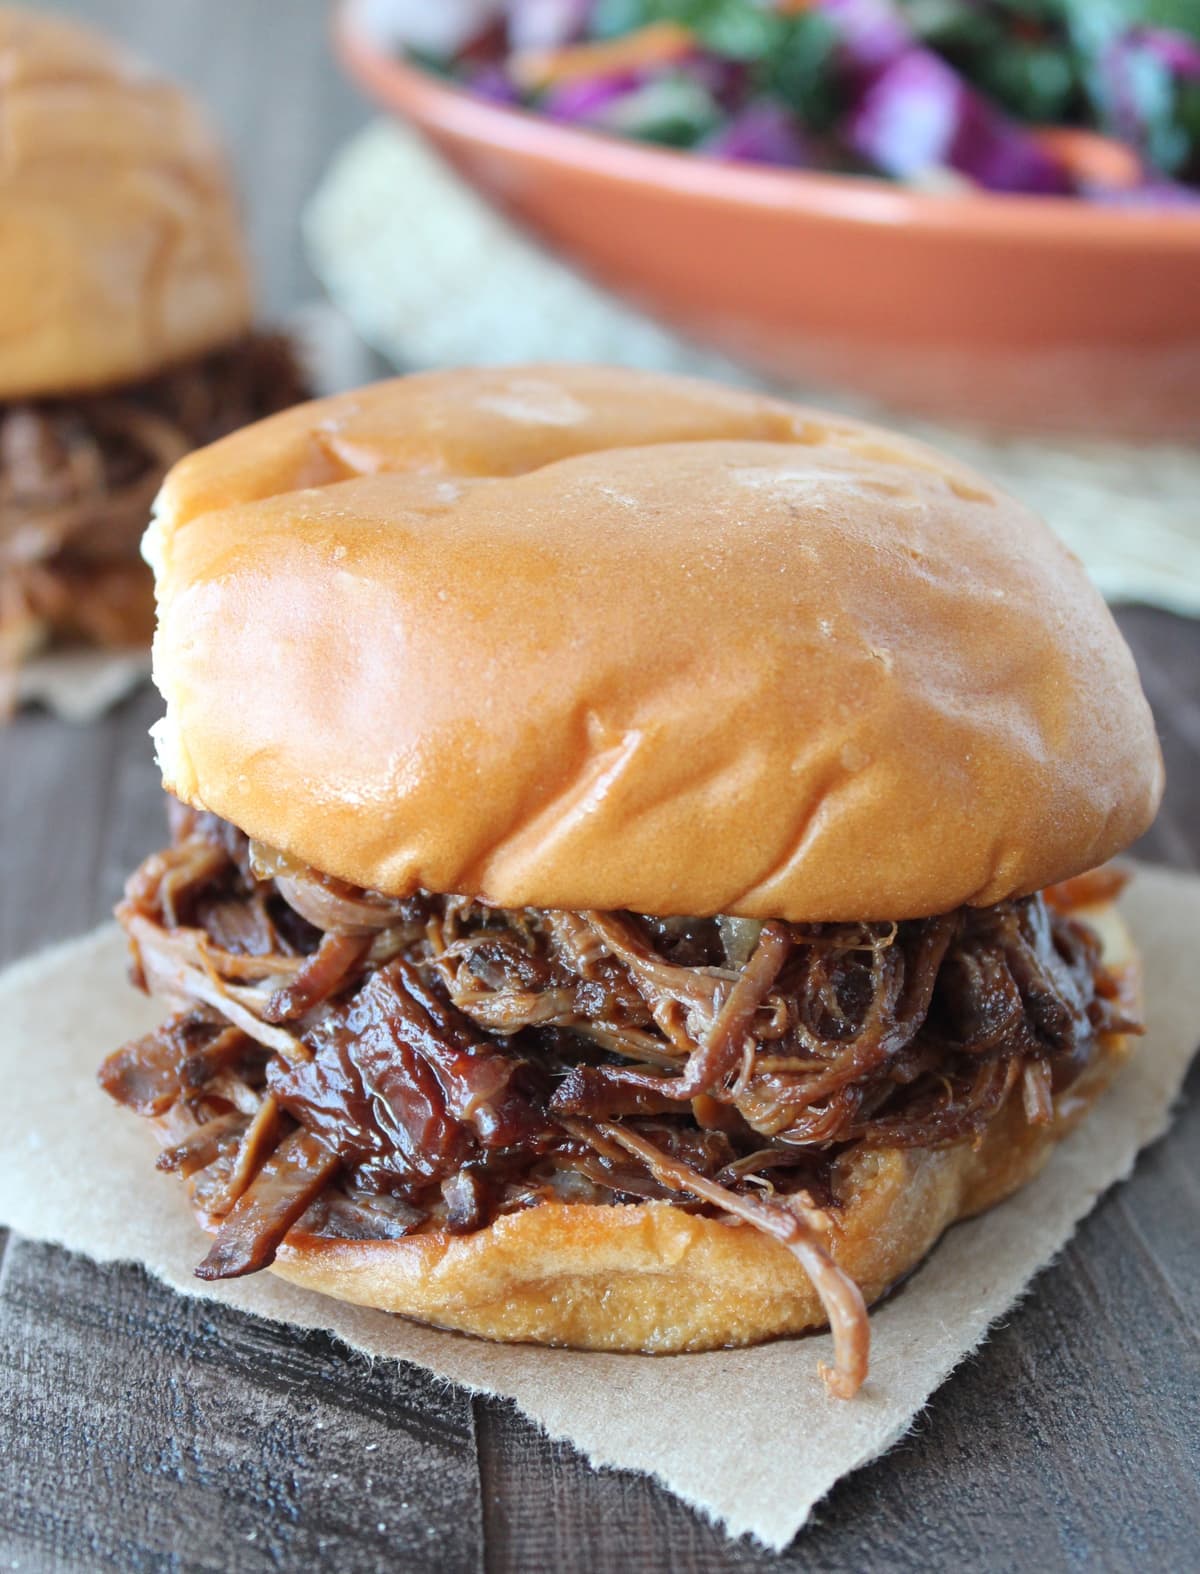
left=156, top=899, right=1136, bottom=1353
left=0, top=6, right=252, bottom=399
left=149, top=366, right=1162, bottom=921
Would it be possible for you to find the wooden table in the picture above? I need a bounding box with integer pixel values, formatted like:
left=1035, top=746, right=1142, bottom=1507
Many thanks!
left=2, top=5, right=1198, bottom=1569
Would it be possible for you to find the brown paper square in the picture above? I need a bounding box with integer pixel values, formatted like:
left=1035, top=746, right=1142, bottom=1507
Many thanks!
left=0, top=863, right=1196, bottom=1548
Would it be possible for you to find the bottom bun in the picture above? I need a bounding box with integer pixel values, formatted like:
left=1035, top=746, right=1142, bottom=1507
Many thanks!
left=184, top=900, right=1136, bottom=1354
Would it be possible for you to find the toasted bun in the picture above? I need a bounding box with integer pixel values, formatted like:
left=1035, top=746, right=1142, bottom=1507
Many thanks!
left=149, top=367, right=1161, bottom=920
left=168, top=900, right=1135, bottom=1353
left=0, top=7, right=252, bottom=398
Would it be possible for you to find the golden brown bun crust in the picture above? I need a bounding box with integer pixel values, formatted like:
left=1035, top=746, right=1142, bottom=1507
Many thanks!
left=150, top=367, right=1162, bottom=921
left=0, top=7, right=252, bottom=398
left=179, top=902, right=1137, bottom=1353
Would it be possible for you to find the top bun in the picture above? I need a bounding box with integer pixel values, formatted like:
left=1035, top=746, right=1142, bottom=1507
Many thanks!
left=148, top=366, right=1162, bottom=921
left=0, top=6, right=252, bottom=399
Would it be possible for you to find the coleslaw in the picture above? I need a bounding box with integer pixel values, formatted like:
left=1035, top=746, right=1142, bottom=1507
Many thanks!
left=374, top=0, right=1200, bottom=200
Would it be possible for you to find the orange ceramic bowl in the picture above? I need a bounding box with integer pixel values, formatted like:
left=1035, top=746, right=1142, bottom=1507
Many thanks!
left=336, top=4, right=1200, bottom=439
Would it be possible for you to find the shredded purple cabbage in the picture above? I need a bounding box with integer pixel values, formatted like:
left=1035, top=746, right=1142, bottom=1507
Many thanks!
left=373, top=0, right=1200, bottom=202
left=848, top=50, right=1071, bottom=195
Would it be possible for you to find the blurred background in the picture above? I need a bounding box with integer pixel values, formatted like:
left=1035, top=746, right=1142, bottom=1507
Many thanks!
left=331, top=0, right=1200, bottom=439
left=38, top=0, right=1200, bottom=618
left=5, top=0, right=1193, bottom=922
left=42, top=0, right=367, bottom=313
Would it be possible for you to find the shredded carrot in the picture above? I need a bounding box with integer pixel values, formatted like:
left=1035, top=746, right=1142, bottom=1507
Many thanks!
left=511, top=22, right=695, bottom=92
left=1032, top=127, right=1142, bottom=190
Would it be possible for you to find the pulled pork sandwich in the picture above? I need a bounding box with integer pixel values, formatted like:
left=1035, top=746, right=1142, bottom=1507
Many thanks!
left=100, top=367, right=1163, bottom=1397
left=0, top=7, right=306, bottom=703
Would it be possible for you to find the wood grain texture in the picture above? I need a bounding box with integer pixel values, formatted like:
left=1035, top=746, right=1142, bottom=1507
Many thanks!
left=1, top=2, right=1198, bottom=1567
left=0, top=1237, right=483, bottom=1574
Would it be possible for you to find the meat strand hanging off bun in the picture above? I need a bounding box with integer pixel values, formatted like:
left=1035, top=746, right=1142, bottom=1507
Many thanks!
left=0, top=6, right=307, bottom=703
left=100, top=367, right=1162, bottom=1397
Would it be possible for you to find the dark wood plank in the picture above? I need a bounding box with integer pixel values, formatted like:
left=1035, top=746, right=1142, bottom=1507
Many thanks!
left=0, top=1235, right=484, bottom=1574
left=0, top=686, right=163, bottom=964
left=1119, top=606, right=1200, bottom=874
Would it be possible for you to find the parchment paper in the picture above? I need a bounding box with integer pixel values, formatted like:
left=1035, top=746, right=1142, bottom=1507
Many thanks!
left=0, top=862, right=1197, bottom=1549
left=306, top=121, right=1200, bottom=619
left=12, top=304, right=376, bottom=724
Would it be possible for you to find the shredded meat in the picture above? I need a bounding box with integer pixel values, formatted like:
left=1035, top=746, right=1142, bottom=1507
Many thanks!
left=100, top=806, right=1138, bottom=1397
left=0, top=333, right=307, bottom=705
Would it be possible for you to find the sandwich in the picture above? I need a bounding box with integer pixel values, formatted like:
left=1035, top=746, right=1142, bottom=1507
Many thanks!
left=99, top=366, right=1162, bottom=1396
left=0, top=6, right=306, bottom=703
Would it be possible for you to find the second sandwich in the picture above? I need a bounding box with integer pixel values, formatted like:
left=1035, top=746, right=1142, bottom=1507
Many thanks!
left=0, top=6, right=306, bottom=697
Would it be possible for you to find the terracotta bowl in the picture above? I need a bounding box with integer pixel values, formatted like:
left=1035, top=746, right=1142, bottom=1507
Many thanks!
left=336, top=5, right=1200, bottom=439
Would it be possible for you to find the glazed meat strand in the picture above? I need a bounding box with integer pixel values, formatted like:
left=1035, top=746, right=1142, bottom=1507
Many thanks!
left=101, top=808, right=1137, bottom=1396
left=268, top=959, right=549, bottom=1190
